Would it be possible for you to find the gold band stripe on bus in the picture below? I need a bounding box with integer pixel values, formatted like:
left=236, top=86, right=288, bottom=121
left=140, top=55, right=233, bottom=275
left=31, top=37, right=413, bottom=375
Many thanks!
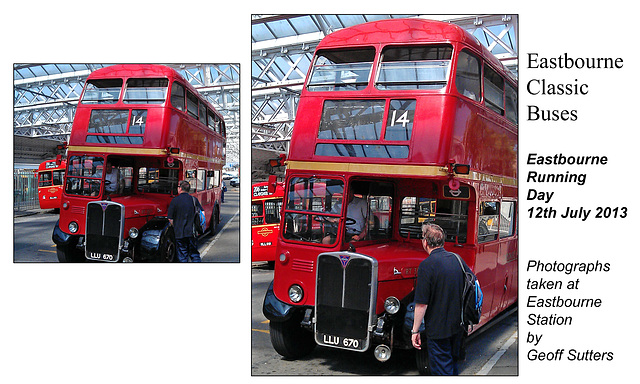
left=67, top=146, right=223, bottom=164
left=286, top=160, right=517, bottom=187
left=252, top=196, right=281, bottom=202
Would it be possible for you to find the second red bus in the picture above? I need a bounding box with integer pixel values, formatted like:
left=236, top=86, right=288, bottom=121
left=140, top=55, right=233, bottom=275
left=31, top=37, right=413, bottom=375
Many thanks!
left=251, top=180, right=284, bottom=265
left=37, top=158, right=66, bottom=210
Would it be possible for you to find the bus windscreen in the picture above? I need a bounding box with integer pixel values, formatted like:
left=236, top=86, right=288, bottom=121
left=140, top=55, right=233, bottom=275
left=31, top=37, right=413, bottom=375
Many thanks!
left=307, top=48, right=375, bottom=91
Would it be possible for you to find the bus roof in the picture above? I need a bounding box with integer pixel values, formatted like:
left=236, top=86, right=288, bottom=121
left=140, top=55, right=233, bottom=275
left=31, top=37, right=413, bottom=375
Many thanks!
left=87, top=64, right=181, bottom=81
left=84, top=64, right=224, bottom=118
left=316, top=18, right=514, bottom=84
left=86, top=64, right=217, bottom=104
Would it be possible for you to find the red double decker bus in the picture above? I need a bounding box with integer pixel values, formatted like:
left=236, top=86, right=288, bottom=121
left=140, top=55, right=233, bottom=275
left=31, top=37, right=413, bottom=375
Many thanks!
left=52, top=64, right=226, bottom=262
left=262, top=18, right=518, bottom=371
left=251, top=181, right=284, bottom=265
left=37, top=158, right=66, bottom=210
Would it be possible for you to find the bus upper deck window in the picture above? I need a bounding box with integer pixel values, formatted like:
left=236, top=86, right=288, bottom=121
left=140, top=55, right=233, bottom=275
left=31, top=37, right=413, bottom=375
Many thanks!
left=81, top=79, right=123, bottom=104
left=307, top=48, right=376, bottom=91
left=170, top=82, right=186, bottom=111
left=376, top=45, right=452, bottom=90
left=186, top=91, right=199, bottom=119
left=483, top=65, right=505, bottom=115
left=505, top=82, right=518, bottom=124
left=124, top=78, right=168, bottom=104
left=207, top=110, right=219, bottom=132
left=455, top=50, right=481, bottom=101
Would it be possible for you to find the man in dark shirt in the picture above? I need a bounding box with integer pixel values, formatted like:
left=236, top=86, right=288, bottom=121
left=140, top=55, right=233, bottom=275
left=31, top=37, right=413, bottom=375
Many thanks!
left=167, top=180, right=203, bottom=262
left=411, top=223, right=468, bottom=375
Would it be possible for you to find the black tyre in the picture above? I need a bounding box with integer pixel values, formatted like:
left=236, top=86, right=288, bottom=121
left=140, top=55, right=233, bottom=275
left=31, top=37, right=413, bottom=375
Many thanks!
left=56, top=244, right=85, bottom=263
left=160, top=228, right=177, bottom=263
left=209, top=207, right=219, bottom=236
left=415, top=345, right=431, bottom=375
left=269, top=313, right=316, bottom=359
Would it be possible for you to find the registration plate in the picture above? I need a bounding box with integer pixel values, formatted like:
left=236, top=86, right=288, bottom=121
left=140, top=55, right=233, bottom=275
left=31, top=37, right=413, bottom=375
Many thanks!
left=87, top=252, right=117, bottom=262
left=317, top=333, right=366, bottom=351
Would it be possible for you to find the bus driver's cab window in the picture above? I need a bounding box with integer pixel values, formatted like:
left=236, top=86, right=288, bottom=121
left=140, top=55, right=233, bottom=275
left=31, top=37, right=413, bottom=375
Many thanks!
left=321, top=181, right=370, bottom=244
left=359, top=181, right=393, bottom=242
left=321, top=181, right=394, bottom=244
left=100, top=158, right=134, bottom=196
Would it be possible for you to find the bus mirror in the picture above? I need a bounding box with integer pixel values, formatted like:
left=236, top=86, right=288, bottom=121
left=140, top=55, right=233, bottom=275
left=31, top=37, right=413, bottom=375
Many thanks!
left=268, top=175, right=277, bottom=194
left=269, top=154, right=286, bottom=167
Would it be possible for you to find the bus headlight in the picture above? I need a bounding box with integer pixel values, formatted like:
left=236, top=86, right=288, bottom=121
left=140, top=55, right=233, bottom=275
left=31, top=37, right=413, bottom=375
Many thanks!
left=128, top=227, right=139, bottom=239
left=384, top=296, right=400, bottom=314
left=68, top=221, right=78, bottom=234
left=288, top=284, right=303, bottom=303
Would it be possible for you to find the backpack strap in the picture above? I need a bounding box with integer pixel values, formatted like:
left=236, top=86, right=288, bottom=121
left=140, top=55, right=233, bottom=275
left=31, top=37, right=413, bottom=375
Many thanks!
left=453, top=252, right=466, bottom=274
left=191, top=196, right=197, bottom=233
left=192, top=195, right=202, bottom=215
left=452, top=253, right=468, bottom=329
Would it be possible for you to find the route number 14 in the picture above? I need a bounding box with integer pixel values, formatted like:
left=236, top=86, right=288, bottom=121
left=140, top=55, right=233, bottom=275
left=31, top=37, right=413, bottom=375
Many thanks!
left=132, top=115, right=145, bottom=125
left=390, top=110, right=411, bottom=128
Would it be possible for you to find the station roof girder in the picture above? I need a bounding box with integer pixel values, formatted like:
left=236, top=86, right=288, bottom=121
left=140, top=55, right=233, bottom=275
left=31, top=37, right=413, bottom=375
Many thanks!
left=14, top=63, right=240, bottom=164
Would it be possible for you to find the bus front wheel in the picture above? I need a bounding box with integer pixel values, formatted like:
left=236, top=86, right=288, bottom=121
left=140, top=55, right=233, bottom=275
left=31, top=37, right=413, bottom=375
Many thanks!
left=56, top=244, right=85, bottom=263
left=159, top=229, right=176, bottom=263
left=269, top=313, right=316, bottom=359
left=415, top=346, right=431, bottom=375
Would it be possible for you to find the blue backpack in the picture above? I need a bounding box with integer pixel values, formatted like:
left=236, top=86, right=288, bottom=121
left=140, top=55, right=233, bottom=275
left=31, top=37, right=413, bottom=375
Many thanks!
left=192, top=196, right=206, bottom=235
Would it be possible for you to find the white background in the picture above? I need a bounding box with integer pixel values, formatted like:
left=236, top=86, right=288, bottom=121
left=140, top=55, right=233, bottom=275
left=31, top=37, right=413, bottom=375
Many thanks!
left=2, top=1, right=638, bottom=382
